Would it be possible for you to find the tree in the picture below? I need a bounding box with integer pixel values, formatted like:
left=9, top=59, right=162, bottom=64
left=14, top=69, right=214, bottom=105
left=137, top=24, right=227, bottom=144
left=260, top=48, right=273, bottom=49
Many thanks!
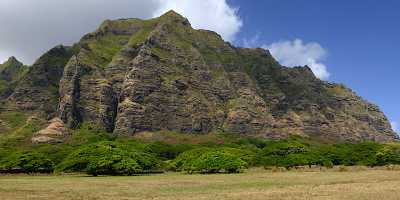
left=56, top=141, right=161, bottom=176
left=0, top=152, right=54, bottom=173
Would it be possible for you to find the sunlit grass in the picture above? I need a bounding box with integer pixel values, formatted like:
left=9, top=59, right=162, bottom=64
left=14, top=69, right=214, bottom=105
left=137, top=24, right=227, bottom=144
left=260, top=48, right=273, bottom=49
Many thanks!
left=1, top=168, right=400, bottom=200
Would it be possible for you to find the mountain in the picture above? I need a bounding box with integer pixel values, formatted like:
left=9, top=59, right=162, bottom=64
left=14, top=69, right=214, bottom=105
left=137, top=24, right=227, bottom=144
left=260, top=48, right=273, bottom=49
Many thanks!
left=0, top=11, right=397, bottom=143
left=0, top=56, right=26, bottom=82
left=0, top=57, right=27, bottom=99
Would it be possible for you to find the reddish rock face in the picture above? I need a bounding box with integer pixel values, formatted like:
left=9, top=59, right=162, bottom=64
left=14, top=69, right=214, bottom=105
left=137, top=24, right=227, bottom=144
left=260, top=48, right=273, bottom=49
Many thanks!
left=1, top=11, right=397, bottom=143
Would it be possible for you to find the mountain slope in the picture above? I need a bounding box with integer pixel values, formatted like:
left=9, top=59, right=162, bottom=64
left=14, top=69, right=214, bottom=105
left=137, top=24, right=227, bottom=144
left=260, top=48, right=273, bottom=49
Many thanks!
left=0, top=46, right=75, bottom=145
left=1, top=11, right=397, bottom=143
left=56, top=11, right=397, bottom=142
left=0, top=57, right=27, bottom=99
left=6, top=45, right=74, bottom=114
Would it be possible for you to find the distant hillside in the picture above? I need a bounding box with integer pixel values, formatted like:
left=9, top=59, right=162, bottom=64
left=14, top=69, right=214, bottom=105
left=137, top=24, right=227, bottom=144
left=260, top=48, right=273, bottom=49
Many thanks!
left=0, top=56, right=27, bottom=99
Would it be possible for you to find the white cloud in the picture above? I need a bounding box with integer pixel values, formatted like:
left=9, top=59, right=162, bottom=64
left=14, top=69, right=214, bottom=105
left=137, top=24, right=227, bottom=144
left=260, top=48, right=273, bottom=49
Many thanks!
left=391, top=121, right=399, bottom=133
left=264, top=39, right=330, bottom=80
left=0, top=0, right=161, bottom=64
left=0, top=0, right=242, bottom=64
left=242, top=33, right=261, bottom=48
left=154, top=0, right=242, bottom=41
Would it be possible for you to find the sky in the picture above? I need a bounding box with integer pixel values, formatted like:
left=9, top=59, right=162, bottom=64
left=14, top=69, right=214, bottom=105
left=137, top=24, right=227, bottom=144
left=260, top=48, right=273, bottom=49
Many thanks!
left=0, top=0, right=398, bottom=133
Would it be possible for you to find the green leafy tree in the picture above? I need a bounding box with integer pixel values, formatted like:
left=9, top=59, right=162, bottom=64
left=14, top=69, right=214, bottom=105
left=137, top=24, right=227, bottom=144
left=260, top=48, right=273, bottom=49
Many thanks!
left=191, top=151, right=247, bottom=173
left=56, top=141, right=161, bottom=176
left=173, top=148, right=248, bottom=173
left=0, top=152, right=54, bottom=173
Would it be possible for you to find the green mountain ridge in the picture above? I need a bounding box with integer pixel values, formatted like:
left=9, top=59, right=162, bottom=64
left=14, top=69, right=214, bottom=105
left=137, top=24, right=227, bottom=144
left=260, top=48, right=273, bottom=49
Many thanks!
left=0, top=10, right=397, bottom=145
left=0, top=56, right=28, bottom=99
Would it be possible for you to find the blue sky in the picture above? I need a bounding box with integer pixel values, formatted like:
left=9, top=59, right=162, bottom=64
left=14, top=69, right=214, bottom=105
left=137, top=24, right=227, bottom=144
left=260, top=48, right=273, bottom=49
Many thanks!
left=0, top=0, right=398, bottom=132
left=229, top=0, right=400, bottom=132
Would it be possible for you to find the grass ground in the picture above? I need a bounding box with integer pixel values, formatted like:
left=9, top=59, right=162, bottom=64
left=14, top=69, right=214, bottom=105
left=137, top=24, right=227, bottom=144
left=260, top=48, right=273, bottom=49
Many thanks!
left=0, top=168, right=400, bottom=200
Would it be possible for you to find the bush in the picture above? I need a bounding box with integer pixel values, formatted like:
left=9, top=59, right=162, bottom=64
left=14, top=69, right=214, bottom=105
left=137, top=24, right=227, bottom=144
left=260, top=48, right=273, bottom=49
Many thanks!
left=172, top=147, right=211, bottom=171
left=172, top=148, right=248, bottom=173
left=256, top=140, right=400, bottom=169
left=66, top=123, right=115, bottom=145
left=0, top=151, right=54, bottom=173
left=375, top=145, right=400, bottom=165
left=235, top=137, right=268, bottom=148
left=144, top=142, right=193, bottom=160
left=191, top=151, right=247, bottom=173
left=257, top=140, right=314, bottom=168
left=323, top=143, right=383, bottom=166
left=346, top=143, right=382, bottom=166
left=33, top=144, right=74, bottom=164
left=219, top=147, right=256, bottom=166
left=56, top=141, right=162, bottom=176
left=322, top=160, right=334, bottom=168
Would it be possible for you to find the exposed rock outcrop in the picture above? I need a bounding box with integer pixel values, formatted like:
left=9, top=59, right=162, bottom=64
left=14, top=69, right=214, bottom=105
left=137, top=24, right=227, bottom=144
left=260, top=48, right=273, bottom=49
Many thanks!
left=55, top=11, right=398, bottom=142
left=1, top=11, right=396, bottom=143
left=7, top=45, right=74, bottom=114
left=32, top=118, right=69, bottom=144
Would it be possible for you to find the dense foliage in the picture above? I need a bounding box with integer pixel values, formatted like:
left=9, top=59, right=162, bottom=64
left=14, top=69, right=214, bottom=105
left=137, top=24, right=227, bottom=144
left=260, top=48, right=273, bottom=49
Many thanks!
left=1, top=125, right=400, bottom=176
left=55, top=141, right=161, bottom=176
left=0, top=151, right=54, bottom=173
left=171, top=149, right=247, bottom=173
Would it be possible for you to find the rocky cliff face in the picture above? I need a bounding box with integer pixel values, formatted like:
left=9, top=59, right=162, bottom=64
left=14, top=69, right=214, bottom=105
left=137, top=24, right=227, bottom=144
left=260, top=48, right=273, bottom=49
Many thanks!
left=1, top=11, right=397, bottom=142
left=6, top=45, right=74, bottom=115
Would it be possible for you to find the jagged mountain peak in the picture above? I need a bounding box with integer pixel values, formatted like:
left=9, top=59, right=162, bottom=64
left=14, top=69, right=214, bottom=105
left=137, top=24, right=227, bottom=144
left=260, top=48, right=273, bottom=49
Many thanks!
left=158, top=10, right=191, bottom=26
left=162, top=10, right=183, bottom=17
left=0, top=56, right=26, bottom=83
left=1, top=56, right=23, bottom=69
left=4, top=56, right=20, bottom=64
left=56, top=12, right=397, bottom=142
left=0, top=11, right=397, bottom=143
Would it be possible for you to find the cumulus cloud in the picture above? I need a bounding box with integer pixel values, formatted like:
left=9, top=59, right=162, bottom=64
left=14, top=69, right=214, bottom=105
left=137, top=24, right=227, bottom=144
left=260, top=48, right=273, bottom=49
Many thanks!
left=154, top=0, right=242, bottom=42
left=0, top=0, right=160, bottom=64
left=264, top=39, right=330, bottom=80
left=242, top=33, right=261, bottom=48
left=0, top=0, right=242, bottom=64
left=242, top=36, right=330, bottom=80
left=391, top=122, right=399, bottom=133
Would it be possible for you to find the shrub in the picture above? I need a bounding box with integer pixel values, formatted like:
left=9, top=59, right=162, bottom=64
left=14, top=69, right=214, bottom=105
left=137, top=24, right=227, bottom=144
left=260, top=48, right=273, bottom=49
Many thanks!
left=144, top=142, right=193, bottom=160
left=173, top=148, right=248, bottom=173
left=350, top=143, right=381, bottom=166
left=219, top=147, right=257, bottom=166
left=375, top=145, right=400, bottom=166
left=321, top=160, right=334, bottom=168
left=328, top=143, right=383, bottom=166
left=258, top=140, right=313, bottom=168
left=0, top=151, right=54, bottom=173
left=191, top=151, right=247, bottom=173
left=316, top=146, right=344, bottom=165
left=56, top=141, right=161, bottom=176
left=235, top=137, right=268, bottom=148
left=66, top=123, right=115, bottom=145
left=255, top=139, right=399, bottom=169
left=259, top=140, right=307, bottom=157
left=172, top=147, right=211, bottom=171
left=33, top=144, right=74, bottom=164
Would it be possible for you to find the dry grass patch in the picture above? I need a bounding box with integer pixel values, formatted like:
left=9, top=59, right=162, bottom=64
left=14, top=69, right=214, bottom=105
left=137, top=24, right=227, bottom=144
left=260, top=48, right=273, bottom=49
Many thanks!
left=1, top=168, right=400, bottom=200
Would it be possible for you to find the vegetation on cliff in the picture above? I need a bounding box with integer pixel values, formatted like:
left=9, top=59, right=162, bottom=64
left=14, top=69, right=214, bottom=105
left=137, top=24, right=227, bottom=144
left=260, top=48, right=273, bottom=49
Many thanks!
left=0, top=11, right=399, bottom=175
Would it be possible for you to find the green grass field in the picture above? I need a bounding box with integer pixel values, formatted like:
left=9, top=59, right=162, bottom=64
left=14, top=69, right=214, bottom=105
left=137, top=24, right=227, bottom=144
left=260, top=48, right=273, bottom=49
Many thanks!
left=1, top=168, right=400, bottom=200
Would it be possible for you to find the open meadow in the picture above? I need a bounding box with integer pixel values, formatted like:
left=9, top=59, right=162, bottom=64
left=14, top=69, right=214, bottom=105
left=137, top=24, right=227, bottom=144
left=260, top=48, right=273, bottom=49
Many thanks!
left=1, top=168, right=400, bottom=200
